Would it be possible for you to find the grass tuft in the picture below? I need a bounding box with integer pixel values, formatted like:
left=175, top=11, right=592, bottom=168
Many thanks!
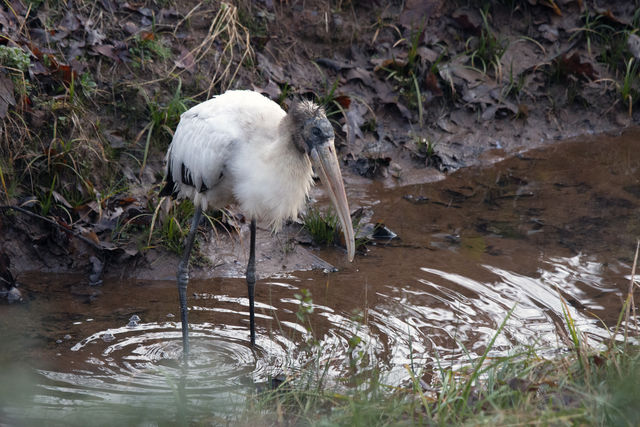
left=465, top=7, right=507, bottom=77
left=303, top=206, right=340, bottom=247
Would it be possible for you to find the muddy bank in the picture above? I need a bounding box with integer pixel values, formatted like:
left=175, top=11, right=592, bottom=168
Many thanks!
left=3, top=125, right=638, bottom=290
left=257, top=0, right=639, bottom=180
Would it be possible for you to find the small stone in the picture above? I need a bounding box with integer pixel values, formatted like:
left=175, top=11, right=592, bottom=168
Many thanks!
left=372, top=222, right=398, bottom=240
left=389, top=162, right=402, bottom=178
left=7, top=287, right=22, bottom=303
left=127, top=314, right=141, bottom=327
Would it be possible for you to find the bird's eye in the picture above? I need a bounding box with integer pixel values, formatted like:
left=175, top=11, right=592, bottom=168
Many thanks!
left=312, top=127, right=321, bottom=137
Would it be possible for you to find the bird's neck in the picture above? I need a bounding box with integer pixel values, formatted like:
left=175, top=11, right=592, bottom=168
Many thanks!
left=272, top=122, right=310, bottom=174
left=278, top=113, right=307, bottom=156
left=238, top=116, right=312, bottom=230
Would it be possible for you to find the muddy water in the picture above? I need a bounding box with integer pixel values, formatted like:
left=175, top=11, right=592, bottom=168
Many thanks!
left=1, top=129, right=639, bottom=422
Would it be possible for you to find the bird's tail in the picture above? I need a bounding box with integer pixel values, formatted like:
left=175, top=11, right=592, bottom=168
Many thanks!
left=159, top=148, right=178, bottom=198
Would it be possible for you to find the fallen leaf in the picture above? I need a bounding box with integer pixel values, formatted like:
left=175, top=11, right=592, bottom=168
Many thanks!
left=50, top=27, right=70, bottom=41
left=399, top=0, right=442, bottom=27
left=0, top=74, right=16, bottom=119
left=373, top=57, right=408, bottom=72
left=140, top=31, right=155, bottom=41
left=438, top=56, right=485, bottom=93
left=335, top=95, right=351, bottom=109
left=557, top=52, right=597, bottom=80
left=436, top=117, right=458, bottom=133
left=518, top=103, right=529, bottom=117
left=29, top=60, right=48, bottom=76
left=59, top=10, right=81, bottom=32
left=122, top=21, right=139, bottom=35
left=92, top=44, right=121, bottom=62
left=51, top=190, right=72, bottom=208
left=67, top=40, right=86, bottom=61
left=86, top=28, right=107, bottom=45
left=86, top=200, right=102, bottom=215
left=315, top=57, right=353, bottom=71
left=123, top=2, right=153, bottom=17
left=103, top=130, right=126, bottom=149
left=538, top=24, right=559, bottom=42
left=115, top=197, right=137, bottom=206
left=393, top=101, right=412, bottom=120
left=345, top=67, right=375, bottom=87
left=175, top=47, right=195, bottom=71
left=501, top=38, right=543, bottom=78
left=451, top=8, right=481, bottom=34
left=257, top=52, right=285, bottom=83
left=56, top=64, right=77, bottom=84
left=416, top=46, right=440, bottom=63
left=83, top=230, right=100, bottom=245
left=424, top=72, right=442, bottom=96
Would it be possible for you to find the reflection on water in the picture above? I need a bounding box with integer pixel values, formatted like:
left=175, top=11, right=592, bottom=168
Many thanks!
left=1, top=129, right=639, bottom=421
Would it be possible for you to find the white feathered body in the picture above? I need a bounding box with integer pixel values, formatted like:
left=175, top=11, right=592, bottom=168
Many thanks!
left=164, top=90, right=314, bottom=229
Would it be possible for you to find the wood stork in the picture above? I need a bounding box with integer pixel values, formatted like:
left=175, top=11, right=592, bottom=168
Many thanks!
left=159, top=90, right=355, bottom=356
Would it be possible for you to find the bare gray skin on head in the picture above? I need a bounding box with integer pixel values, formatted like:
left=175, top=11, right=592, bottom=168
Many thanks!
left=283, top=100, right=334, bottom=154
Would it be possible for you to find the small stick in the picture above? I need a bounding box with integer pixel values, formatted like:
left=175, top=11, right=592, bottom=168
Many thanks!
left=0, top=205, right=104, bottom=251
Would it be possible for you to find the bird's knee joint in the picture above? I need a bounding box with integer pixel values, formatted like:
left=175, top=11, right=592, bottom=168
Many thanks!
left=246, top=270, right=256, bottom=286
left=177, top=270, right=189, bottom=286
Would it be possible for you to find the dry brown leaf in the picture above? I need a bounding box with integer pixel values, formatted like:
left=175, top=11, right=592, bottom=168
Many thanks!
left=0, top=74, right=16, bottom=119
left=425, top=72, right=442, bottom=97
left=92, top=44, right=121, bottom=62
left=175, top=47, right=195, bottom=72
left=558, top=52, right=597, bottom=80
left=83, top=230, right=101, bottom=245
left=335, top=95, right=351, bottom=109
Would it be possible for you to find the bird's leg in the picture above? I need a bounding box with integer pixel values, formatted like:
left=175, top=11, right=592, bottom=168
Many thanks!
left=177, top=205, right=202, bottom=358
left=246, top=219, right=257, bottom=346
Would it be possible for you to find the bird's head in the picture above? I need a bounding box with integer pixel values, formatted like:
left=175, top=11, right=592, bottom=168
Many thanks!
left=286, top=100, right=355, bottom=262
left=288, top=100, right=334, bottom=155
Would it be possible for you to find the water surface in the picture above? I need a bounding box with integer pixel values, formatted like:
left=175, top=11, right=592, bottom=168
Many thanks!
left=1, top=129, right=638, bottom=423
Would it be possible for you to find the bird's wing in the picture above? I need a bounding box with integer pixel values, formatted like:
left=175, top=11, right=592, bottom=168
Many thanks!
left=162, top=91, right=287, bottom=210
left=164, top=100, right=241, bottom=201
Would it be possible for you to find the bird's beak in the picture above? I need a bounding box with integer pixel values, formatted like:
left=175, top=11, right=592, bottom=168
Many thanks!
left=310, top=141, right=355, bottom=262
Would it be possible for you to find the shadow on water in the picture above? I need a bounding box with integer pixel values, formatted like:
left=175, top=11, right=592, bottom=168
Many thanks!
left=1, top=129, right=639, bottom=422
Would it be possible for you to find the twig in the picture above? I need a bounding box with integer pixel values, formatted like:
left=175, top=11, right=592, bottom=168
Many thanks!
left=0, top=205, right=104, bottom=251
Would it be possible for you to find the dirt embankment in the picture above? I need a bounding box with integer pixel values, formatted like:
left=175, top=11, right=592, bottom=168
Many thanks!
left=0, top=0, right=638, bottom=284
